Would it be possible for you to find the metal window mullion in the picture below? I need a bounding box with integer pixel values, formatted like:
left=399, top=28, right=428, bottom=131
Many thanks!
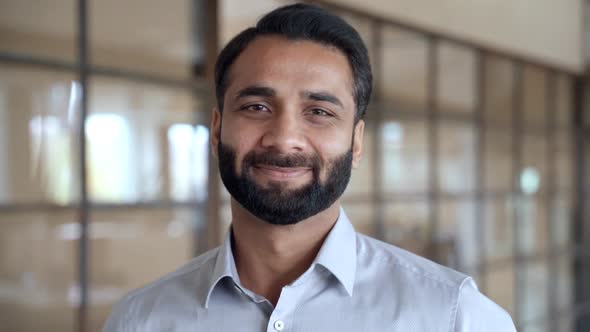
left=0, top=52, right=77, bottom=71
left=203, top=0, right=221, bottom=250
left=0, top=52, right=202, bottom=91
left=76, top=0, right=90, bottom=331
left=474, top=50, right=487, bottom=291
left=426, top=36, right=440, bottom=262
left=545, top=71, right=558, bottom=330
left=191, top=0, right=211, bottom=256
left=511, top=62, right=524, bottom=328
left=370, top=20, right=385, bottom=239
left=572, top=76, right=588, bottom=331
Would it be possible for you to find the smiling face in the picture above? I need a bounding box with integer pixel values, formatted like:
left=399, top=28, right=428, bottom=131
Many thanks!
left=211, top=35, right=364, bottom=225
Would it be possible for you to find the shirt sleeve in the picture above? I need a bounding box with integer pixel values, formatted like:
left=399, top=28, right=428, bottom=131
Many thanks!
left=102, top=295, right=136, bottom=332
left=453, top=278, right=517, bottom=332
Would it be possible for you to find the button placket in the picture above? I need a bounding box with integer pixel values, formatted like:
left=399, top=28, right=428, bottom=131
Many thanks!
left=268, top=272, right=319, bottom=332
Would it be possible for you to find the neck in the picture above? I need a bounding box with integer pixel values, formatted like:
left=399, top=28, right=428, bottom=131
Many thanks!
left=230, top=200, right=340, bottom=306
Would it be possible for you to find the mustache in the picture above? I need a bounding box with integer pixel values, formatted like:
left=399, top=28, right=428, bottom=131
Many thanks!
left=243, top=150, right=321, bottom=169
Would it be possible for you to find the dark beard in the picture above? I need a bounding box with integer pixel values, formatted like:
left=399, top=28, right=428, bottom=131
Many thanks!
left=217, top=143, right=353, bottom=225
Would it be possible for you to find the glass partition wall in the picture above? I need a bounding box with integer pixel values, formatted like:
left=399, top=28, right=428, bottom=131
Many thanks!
left=0, top=1, right=213, bottom=331
left=0, top=1, right=586, bottom=331
left=325, top=4, right=581, bottom=331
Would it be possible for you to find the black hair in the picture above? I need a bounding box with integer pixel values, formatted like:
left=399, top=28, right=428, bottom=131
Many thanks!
left=214, top=3, right=373, bottom=122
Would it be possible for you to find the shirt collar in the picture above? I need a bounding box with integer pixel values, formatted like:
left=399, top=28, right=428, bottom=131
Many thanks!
left=204, top=207, right=357, bottom=307
left=312, top=207, right=357, bottom=296
left=205, top=228, right=240, bottom=308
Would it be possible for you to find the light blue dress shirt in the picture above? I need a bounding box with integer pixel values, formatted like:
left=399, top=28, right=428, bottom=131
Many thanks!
left=103, top=209, right=516, bottom=331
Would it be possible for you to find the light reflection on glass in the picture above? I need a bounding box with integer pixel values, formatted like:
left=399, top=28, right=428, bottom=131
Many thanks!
left=520, top=167, right=540, bottom=195
left=382, top=119, right=428, bottom=193
left=167, top=124, right=209, bottom=202
left=67, top=80, right=80, bottom=126
left=28, top=111, right=75, bottom=204
left=86, top=113, right=133, bottom=202
left=382, top=121, right=403, bottom=146
left=438, top=122, right=475, bottom=194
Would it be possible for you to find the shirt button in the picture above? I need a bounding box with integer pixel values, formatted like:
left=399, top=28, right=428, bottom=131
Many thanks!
left=273, top=320, right=285, bottom=331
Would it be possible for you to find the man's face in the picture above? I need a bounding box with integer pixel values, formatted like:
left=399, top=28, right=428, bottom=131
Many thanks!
left=211, top=36, right=364, bottom=225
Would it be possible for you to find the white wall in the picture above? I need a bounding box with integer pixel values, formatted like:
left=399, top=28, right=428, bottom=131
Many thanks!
left=326, top=0, right=583, bottom=72
left=221, top=0, right=584, bottom=73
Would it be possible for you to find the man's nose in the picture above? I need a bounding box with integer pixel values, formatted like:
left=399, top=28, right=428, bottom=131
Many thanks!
left=260, top=111, right=307, bottom=153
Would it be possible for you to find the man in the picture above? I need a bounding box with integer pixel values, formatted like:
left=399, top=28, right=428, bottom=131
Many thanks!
left=104, top=4, right=516, bottom=331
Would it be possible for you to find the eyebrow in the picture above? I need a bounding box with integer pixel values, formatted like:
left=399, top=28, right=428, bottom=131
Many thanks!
left=234, top=86, right=344, bottom=109
left=302, top=90, right=344, bottom=108
left=235, top=86, right=276, bottom=99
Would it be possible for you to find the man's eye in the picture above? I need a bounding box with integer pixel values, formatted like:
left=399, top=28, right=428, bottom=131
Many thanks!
left=309, top=109, right=332, bottom=117
left=242, top=104, right=269, bottom=112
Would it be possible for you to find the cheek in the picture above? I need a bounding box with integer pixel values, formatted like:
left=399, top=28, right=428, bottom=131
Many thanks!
left=221, top=116, right=256, bottom=147
left=314, top=130, right=353, bottom=166
left=319, top=123, right=353, bottom=149
left=220, top=119, right=259, bottom=170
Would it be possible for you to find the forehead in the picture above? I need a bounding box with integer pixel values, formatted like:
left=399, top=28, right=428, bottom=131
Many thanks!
left=225, top=35, right=354, bottom=102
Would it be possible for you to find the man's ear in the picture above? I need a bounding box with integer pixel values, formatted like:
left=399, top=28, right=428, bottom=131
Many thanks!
left=210, top=107, right=221, bottom=159
left=352, top=119, right=365, bottom=169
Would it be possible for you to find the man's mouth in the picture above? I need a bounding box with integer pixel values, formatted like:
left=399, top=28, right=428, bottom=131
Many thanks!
left=252, top=164, right=312, bottom=180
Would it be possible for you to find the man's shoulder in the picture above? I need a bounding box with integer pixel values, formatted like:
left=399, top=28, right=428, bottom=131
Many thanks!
left=353, top=233, right=516, bottom=330
left=119, top=246, right=219, bottom=305
left=103, top=247, right=220, bottom=331
left=355, top=232, right=469, bottom=289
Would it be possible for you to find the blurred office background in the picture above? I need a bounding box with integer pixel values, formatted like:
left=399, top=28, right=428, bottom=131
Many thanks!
left=0, top=0, right=589, bottom=331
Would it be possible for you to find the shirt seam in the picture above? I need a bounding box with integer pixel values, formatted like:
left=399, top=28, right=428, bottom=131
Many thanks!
left=122, top=249, right=219, bottom=303
left=449, top=276, right=471, bottom=332
left=357, top=248, right=463, bottom=289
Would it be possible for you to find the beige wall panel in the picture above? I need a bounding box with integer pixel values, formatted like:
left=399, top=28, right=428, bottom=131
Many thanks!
left=222, top=0, right=584, bottom=72
left=326, top=0, right=583, bottom=72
